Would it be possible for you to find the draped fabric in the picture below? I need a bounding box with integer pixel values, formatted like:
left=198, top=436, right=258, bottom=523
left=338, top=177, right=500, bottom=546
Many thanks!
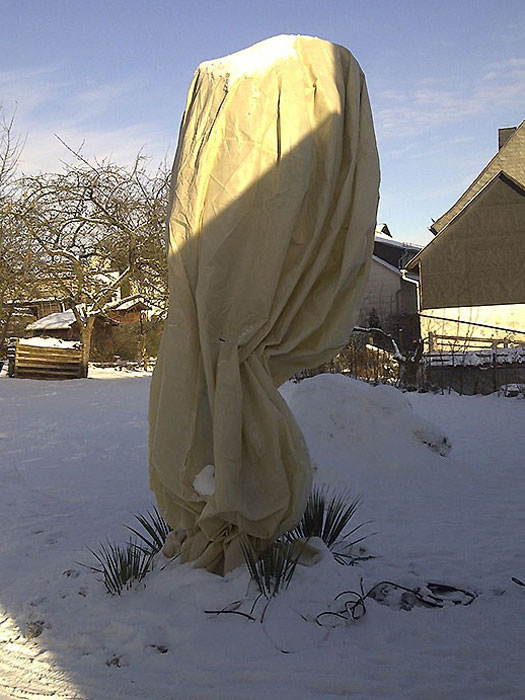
left=149, top=35, right=380, bottom=574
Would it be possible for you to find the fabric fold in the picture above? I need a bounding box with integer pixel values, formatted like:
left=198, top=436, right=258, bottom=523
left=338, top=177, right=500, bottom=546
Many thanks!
left=149, top=35, right=380, bottom=574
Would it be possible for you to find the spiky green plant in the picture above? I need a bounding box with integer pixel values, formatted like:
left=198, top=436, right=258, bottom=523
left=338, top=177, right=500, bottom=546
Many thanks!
left=126, top=506, right=172, bottom=555
left=85, top=540, right=154, bottom=596
left=241, top=539, right=301, bottom=599
left=284, top=485, right=368, bottom=564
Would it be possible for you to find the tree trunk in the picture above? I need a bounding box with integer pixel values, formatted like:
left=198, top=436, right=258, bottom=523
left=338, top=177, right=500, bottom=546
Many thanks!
left=398, top=340, right=425, bottom=391
left=399, top=359, right=423, bottom=390
left=79, top=317, right=95, bottom=378
left=0, top=303, right=15, bottom=356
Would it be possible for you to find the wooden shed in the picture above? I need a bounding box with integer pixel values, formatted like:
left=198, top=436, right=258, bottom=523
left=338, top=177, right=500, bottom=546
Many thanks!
left=8, top=338, right=83, bottom=379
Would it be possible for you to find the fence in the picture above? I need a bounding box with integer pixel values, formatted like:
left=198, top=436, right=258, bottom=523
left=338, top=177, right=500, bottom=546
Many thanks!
left=293, top=336, right=399, bottom=384
left=426, top=332, right=522, bottom=353
left=424, top=337, right=525, bottom=395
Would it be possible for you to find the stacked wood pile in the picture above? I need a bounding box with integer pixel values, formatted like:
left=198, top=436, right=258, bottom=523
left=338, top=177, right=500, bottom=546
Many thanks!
left=8, top=339, right=83, bottom=379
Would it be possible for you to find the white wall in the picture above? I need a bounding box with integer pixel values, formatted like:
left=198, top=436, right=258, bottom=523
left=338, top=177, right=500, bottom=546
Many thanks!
left=359, top=259, right=400, bottom=324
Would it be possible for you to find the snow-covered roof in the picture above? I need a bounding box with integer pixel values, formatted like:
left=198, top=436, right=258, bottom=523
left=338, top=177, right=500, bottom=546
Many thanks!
left=372, top=255, right=402, bottom=276
left=19, top=337, right=80, bottom=349
left=104, top=294, right=149, bottom=312
left=24, top=295, right=146, bottom=331
left=26, top=309, right=76, bottom=331
left=374, top=223, right=422, bottom=251
left=372, top=255, right=419, bottom=284
left=374, top=236, right=421, bottom=251
left=375, top=223, right=392, bottom=238
left=94, top=271, right=121, bottom=284
left=14, top=297, right=62, bottom=304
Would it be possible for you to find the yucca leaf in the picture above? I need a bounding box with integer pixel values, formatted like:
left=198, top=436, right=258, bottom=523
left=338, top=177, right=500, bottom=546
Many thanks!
left=241, top=538, right=301, bottom=599
left=126, top=506, right=172, bottom=555
left=284, top=484, right=369, bottom=563
left=84, top=539, right=154, bottom=595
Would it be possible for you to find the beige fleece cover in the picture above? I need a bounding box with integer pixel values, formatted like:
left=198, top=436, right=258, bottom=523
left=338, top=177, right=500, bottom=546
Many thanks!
left=149, top=35, right=380, bottom=574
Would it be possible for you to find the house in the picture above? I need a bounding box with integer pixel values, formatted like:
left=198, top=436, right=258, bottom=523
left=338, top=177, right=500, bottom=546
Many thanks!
left=25, top=307, right=118, bottom=360
left=2, top=279, right=70, bottom=342
left=406, top=122, right=525, bottom=351
left=24, top=295, right=151, bottom=361
left=12, top=297, right=65, bottom=319
left=357, top=224, right=421, bottom=336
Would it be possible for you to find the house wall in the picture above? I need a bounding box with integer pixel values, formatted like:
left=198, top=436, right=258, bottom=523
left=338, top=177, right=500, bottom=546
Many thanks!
left=357, top=259, right=417, bottom=324
left=419, top=178, right=525, bottom=310
left=16, top=299, right=64, bottom=319
left=28, top=328, right=73, bottom=341
left=397, top=280, right=418, bottom=315
left=420, top=303, right=525, bottom=351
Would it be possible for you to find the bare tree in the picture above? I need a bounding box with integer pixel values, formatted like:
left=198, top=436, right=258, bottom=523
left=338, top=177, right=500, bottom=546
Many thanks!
left=16, top=146, right=169, bottom=376
left=0, top=107, right=35, bottom=354
left=0, top=106, right=24, bottom=197
left=354, top=325, right=424, bottom=389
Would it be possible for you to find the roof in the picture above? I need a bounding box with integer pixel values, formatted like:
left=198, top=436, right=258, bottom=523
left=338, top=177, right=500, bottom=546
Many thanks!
left=19, top=337, right=80, bottom=349
left=372, top=255, right=419, bottom=284
left=24, top=296, right=147, bottom=332
left=26, top=309, right=77, bottom=331
left=373, top=222, right=421, bottom=252
left=430, top=119, right=525, bottom=234
left=406, top=170, right=525, bottom=270
left=104, top=294, right=150, bottom=312
left=375, top=223, right=392, bottom=238
left=15, top=297, right=62, bottom=305
left=374, top=236, right=421, bottom=251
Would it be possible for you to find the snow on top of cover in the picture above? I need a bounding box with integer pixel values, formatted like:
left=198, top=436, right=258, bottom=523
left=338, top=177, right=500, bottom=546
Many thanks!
left=198, top=35, right=299, bottom=83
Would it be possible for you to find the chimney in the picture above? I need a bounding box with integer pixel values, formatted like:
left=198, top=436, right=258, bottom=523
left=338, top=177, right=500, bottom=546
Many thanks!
left=498, top=126, right=517, bottom=150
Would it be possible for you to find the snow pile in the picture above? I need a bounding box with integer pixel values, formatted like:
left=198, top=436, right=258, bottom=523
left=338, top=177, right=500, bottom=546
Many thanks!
left=88, top=364, right=153, bottom=379
left=281, top=374, right=451, bottom=477
left=1, top=372, right=525, bottom=699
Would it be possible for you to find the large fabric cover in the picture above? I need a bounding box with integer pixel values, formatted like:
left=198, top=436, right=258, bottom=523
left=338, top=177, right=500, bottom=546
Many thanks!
left=149, top=35, right=380, bottom=574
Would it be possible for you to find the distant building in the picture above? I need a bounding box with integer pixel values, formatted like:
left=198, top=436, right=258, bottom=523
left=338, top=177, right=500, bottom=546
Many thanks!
left=406, top=121, right=525, bottom=351
left=24, top=295, right=150, bottom=361
left=358, top=224, right=421, bottom=330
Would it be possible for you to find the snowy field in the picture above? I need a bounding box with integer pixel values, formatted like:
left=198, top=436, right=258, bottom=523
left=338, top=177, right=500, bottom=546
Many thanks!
left=1, top=369, right=524, bottom=700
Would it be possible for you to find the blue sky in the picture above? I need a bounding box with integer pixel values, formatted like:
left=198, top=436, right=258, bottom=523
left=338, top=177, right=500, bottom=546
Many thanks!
left=2, top=0, right=524, bottom=244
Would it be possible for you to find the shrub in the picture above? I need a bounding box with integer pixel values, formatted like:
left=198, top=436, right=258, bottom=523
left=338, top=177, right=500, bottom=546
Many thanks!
left=126, top=506, right=173, bottom=555
left=84, top=506, right=172, bottom=595
left=283, top=484, right=368, bottom=564
left=241, top=539, right=302, bottom=599
left=85, top=540, right=154, bottom=596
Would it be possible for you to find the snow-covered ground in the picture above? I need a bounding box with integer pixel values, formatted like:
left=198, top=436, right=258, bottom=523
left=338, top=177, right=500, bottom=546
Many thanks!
left=1, top=369, right=524, bottom=700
